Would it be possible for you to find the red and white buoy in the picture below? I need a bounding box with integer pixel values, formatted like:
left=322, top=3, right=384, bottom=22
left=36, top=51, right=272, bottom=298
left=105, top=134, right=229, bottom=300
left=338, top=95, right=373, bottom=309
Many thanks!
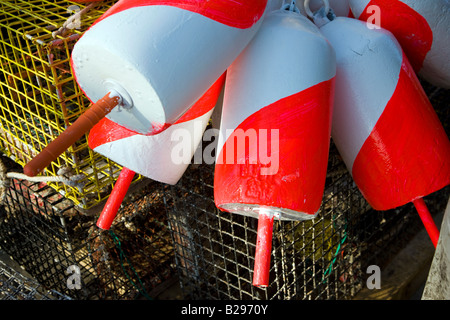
left=23, top=0, right=267, bottom=176
left=214, top=2, right=336, bottom=287
left=72, top=0, right=268, bottom=134
left=349, top=0, right=450, bottom=89
left=318, top=15, right=450, bottom=248
left=91, top=73, right=226, bottom=230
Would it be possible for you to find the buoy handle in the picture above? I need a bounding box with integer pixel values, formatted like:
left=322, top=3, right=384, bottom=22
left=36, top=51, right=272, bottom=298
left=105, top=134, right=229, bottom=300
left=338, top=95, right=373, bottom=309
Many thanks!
left=23, top=91, right=121, bottom=177
left=413, top=198, right=440, bottom=248
left=97, top=167, right=135, bottom=230
left=252, top=210, right=275, bottom=288
left=304, top=0, right=330, bottom=18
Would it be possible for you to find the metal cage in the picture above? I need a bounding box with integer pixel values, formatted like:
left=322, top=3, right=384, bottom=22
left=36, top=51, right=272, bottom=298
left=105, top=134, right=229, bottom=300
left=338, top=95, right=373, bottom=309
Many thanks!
left=0, top=155, right=176, bottom=299
left=0, top=0, right=143, bottom=211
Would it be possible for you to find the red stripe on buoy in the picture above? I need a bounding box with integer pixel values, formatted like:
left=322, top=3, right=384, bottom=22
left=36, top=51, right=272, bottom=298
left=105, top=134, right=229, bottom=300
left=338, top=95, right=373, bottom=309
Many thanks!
left=348, top=7, right=355, bottom=18
left=88, top=73, right=225, bottom=150
left=96, top=0, right=268, bottom=29
left=352, top=53, right=450, bottom=211
left=176, top=73, right=226, bottom=122
left=358, top=0, right=433, bottom=72
left=214, top=78, right=334, bottom=215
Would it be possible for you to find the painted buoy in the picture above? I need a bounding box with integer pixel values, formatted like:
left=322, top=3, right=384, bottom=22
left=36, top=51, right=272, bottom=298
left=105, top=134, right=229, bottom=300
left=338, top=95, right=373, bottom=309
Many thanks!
left=23, top=0, right=267, bottom=177
left=72, top=0, right=268, bottom=134
left=349, top=0, right=450, bottom=88
left=91, top=73, right=226, bottom=230
left=214, top=4, right=336, bottom=287
left=317, top=15, right=450, bottom=247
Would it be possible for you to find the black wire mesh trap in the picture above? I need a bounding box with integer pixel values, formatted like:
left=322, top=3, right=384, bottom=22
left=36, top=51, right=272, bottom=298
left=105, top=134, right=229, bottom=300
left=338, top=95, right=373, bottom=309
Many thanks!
left=0, top=157, right=177, bottom=299
left=0, top=258, right=70, bottom=300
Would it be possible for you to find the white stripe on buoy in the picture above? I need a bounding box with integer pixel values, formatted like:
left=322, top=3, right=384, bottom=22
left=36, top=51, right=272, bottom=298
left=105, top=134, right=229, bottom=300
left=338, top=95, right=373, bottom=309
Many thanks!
left=320, top=17, right=402, bottom=169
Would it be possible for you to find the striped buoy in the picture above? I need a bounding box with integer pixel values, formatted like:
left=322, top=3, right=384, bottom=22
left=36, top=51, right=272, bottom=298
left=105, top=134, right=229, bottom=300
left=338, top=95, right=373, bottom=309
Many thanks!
left=214, top=4, right=336, bottom=287
left=90, top=74, right=226, bottom=230
left=71, top=0, right=268, bottom=134
left=349, top=0, right=450, bottom=88
left=318, top=15, right=450, bottom=247
left=23, top=0, right=267, bottom=177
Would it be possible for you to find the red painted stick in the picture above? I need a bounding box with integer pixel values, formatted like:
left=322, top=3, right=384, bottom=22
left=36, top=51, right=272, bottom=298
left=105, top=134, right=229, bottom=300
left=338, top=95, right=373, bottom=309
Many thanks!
left=413, top=197, right=440, bottom=248
left=252, top=210, right=275, bottom=288
left=97, top=167, right=136, bottom=230
left=23, top=91, right=121, bottom=177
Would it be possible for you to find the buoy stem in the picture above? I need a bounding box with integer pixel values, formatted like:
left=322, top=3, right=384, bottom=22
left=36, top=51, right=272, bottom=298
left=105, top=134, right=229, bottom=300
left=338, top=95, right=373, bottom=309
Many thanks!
left=252, top=209, right=275, bottom=288
left=413, top=198, right=439, bottom=248
left=23, top=91, right=121, bottom=177
left=97, top=167, right=135, bottom=230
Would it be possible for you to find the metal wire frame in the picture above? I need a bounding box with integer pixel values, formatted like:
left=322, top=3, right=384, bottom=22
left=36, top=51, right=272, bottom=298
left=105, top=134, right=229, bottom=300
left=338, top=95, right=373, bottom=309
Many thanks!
left=0, top=157, right=177, bottom=299
left=0, top=0, right=141, bottom=211
left=0, top=259, right=71, bottom=300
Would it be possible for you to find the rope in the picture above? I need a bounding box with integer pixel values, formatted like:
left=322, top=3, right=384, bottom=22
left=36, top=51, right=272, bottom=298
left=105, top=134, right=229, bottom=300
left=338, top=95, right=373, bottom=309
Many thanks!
left=109, top=230, right=153, bottom=300
left=322, top=215, right=348, bottom=283
left=0, top=158, right=85, bottom=204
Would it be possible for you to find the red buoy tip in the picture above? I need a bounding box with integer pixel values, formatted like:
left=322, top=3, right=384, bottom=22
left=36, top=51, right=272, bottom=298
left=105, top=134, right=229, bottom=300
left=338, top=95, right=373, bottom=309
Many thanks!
left=413, top=198, right=440, bottom=248
left=252, top=209, right=275, bottom=288
left=96, top=168, right=135, bottom=230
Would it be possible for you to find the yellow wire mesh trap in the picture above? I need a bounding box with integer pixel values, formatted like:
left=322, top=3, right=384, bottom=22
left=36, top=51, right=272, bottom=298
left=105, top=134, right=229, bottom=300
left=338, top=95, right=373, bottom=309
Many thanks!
left=0, top=0, right=142, bottom=210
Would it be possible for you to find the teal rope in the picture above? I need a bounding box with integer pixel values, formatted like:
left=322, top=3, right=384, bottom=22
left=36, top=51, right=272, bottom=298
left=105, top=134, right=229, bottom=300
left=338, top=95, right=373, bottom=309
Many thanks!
left=321, top=217, right=348, bottom=283
left=109, top=230, right=153, bottom=300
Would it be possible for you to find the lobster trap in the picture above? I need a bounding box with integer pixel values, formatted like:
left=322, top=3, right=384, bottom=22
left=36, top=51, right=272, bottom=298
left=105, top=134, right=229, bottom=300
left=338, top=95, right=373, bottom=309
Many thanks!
left=0, top=257, right=71, bottom=300
left=0, top=0, right=142, bottom=211
left=0, top=154, right=176, bottom=299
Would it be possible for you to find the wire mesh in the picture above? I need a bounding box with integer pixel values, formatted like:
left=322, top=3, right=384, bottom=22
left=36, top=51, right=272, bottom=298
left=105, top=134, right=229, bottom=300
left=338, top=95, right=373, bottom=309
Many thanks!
left=0, top=0, right=142, bottom=211
left=0, top=258, right=71, bottom=300
left=0, top=156, right=176, bottom=299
